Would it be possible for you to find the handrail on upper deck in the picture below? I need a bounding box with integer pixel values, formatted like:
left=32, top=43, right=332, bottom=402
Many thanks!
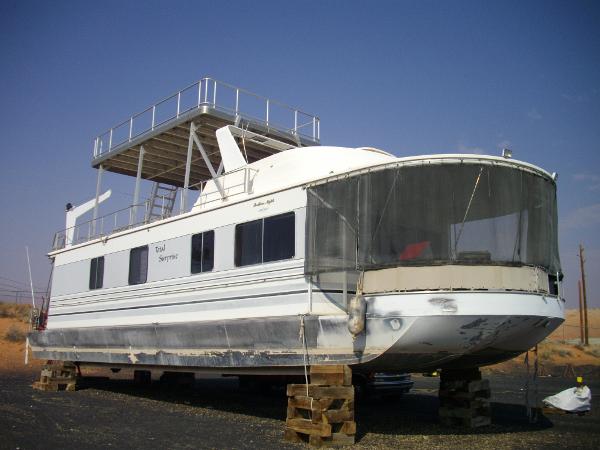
left=93, top=77, right=320, bottom=159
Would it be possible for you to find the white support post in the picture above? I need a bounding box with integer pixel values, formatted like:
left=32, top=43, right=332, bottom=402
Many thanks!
left=192, top=129, right=226, bottom=198
left=131, top=146, right=145, bottom=224
left=181, top=122, right=195, bottom=213
left=92, top=165, right=104, bottom=235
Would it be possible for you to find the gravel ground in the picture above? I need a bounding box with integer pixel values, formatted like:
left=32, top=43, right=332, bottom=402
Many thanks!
left=1, top=372, right=598, bottom=449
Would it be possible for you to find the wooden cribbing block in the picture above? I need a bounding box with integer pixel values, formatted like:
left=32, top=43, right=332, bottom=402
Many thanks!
left=33, top=361, right=78, bottom=392
left=286, top=418, right=332, bottom=437
left=439, top=369, right=491, bottom=428
left=310, top=365, right=352, bottom=386
left=286, top=384, right=354, bottom=399
left=284, top=365, right=356, bottom=447
left=439, top=379, right=490, bottom=392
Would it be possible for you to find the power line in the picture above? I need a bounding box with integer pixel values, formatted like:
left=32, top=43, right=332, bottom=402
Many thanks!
left=0, top=275, right=45, bottom=290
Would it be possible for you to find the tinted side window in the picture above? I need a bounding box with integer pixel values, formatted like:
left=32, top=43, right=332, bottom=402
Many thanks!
left=235, top=219, right=262, bottom=266
left=202, top=230, right=214, bottom=272
left=128, top=246, right=148, bottom=285
left=191, top=230, right=215, bottom=273
left=263, top=212, right=295, bottom=262
left=235, top=212, right=295, bottom=267
left=89, top=256, right=104, bottom=290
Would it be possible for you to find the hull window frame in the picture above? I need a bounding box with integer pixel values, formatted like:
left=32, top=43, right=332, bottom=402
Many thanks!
left=191, top=230, right=215, bottom=274
left=128, top=245, right=149, bottom=285
left=235, top=212, right=295, bottom=267
left=89, top=256, right=104, bottom=290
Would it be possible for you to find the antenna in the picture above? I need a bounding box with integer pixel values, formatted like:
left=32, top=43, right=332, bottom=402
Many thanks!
left=25, top=246, right=36, bottom=310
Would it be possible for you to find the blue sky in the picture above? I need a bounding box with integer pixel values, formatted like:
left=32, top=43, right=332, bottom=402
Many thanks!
left=0, top=0, right=599, bottom=307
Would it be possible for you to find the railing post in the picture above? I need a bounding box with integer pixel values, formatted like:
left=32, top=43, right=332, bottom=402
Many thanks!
left=93, top=137, right=98, bottom=157
left=235, top=88, right=239, bottom=114
left=108, top=129, right=113, bottom=150
left=317, top=119, right=320, bottom=140
left=294, top=111, right=298, bottom=134
left=312, top=117, right=316, bottom=140
left=212, top=80, right=217, bottom=106
left=204, top=79, right=209, bottom=103
left=198, top=80, right=202, bottom=107
left=129, top=117, right=133, bottom=141
left=177, top=91, right=181, bottom=117
left=152, top=105, right=156, bottom=130
left=266, top=99, right=269, bottom=124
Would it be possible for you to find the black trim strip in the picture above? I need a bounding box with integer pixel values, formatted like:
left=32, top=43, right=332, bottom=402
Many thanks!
left=49, top=289, right=355, bottom=317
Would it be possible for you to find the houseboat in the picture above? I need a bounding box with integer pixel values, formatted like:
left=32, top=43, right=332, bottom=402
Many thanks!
left=29, top=78, right=564, bottom=375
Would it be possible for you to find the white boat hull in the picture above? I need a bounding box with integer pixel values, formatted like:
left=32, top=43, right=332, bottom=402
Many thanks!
left=29, top=291, right=563, bottom=373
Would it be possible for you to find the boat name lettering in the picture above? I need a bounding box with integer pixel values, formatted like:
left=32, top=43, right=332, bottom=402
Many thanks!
left=253, top=199, right=274, bottom=208
left=158, top=254, right=178, bottom=263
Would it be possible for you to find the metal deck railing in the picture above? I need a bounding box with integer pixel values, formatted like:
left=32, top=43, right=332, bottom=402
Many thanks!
left=51, top=167, right=258, bottom=251
left=93, top=77, right=320, bottom=158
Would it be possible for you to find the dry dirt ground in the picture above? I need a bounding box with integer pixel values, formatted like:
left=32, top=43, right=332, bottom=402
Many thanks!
left=1, top=303, right=599, bottom=449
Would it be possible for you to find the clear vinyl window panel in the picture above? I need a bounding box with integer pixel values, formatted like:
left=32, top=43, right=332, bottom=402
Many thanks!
left=128, top=245, right=149, bottom=285
left=89, top=256, right=104, bottom=290
left=191, top=230, right=215, bottom=274
left=235, top=212, right=295, bottom=267
left=306, top=164, right=560, bottom=275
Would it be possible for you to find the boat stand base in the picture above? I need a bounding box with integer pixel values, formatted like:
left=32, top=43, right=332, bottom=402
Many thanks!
left=284, top=365, right=356, bottom=447
left=32, top=361, right=78, bottom=392
left=439, top=368, right=491, bottom=427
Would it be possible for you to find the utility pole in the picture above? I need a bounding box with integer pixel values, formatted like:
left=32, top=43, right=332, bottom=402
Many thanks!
left=579, top=244, right=589, bottom=346
left=578, top=280, right=584, bottom=344
left=578, top=280, right=585, bottom=343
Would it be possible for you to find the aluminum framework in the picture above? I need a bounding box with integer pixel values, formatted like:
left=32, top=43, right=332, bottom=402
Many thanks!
left=91, top=77, right=320, bottom=189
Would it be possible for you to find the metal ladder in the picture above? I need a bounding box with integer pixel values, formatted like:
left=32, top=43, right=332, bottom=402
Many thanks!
left=145, top=183, right=178, bottom=222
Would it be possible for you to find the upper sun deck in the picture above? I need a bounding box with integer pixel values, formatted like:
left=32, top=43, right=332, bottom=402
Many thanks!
left=92, top=77, right=320, bottom=188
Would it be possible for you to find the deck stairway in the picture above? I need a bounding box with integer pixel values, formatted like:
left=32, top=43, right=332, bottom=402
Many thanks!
left=145, top=183, right=179, bottom=222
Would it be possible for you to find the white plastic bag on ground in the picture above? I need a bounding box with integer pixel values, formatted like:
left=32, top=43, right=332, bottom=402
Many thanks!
left=543, top=386, right=592, bottom=413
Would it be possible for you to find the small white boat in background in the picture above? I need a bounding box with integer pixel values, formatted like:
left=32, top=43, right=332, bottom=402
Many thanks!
left=29, top=77, right=564, bottom=375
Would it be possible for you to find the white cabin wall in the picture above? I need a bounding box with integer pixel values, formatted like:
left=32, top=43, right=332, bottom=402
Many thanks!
left=51, top=259, right=89, bottom=296
left=103, top=250, right=130, bottom=289
left=147, top=235, right=192, bottom=283
left=295, top=207, right=306, bottom=259
left=45, top=187, right=333, bottom=330
left=215, top=225, right=235, bottom=271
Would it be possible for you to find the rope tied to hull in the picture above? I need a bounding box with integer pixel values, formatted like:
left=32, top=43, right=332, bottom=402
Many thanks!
left=299, top=314, right=314, bottom=417
left=299, top=314, right=310, bottom=396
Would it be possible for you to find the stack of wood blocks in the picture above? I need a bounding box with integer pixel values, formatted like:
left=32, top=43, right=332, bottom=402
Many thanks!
left=438, top=369, right=491, bottom=427
left=32, top=361, right=77, bottom=392
left=284, top=365, right=356, bottom=447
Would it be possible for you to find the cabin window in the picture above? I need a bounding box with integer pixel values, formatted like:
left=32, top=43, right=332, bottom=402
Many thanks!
left=235, top=212, right=295, bottom=266
left=191, top=230, right=215, bottom=273
left=89, top=256, right=104, bottom=290
left=128, top=245, right=148, bottom=285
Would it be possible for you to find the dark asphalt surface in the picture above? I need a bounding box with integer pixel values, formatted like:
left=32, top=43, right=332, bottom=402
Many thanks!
left=1, top=371, right=598, bottom=449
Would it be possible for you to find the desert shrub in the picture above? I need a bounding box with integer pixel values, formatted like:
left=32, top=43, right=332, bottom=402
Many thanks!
left=574, top=343, right=585, bottom=351
left=586, top=347, right=600, bottom=358
left=557, top=349, right=572, bottom=358
left=4, top=324, right=26, bottom=342
left=0, top=303, right=32, bottom=322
